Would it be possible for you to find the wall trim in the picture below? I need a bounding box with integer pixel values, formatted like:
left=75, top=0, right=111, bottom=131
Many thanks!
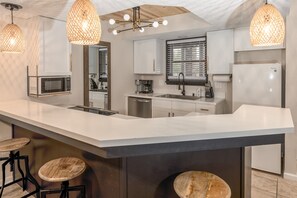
left=284, top=172, right=297, bottom=181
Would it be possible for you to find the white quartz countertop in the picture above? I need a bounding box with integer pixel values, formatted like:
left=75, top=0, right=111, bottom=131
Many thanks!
left=126, top=93, right=225, bottom=105
left=0, top=100, right=294, bottom=148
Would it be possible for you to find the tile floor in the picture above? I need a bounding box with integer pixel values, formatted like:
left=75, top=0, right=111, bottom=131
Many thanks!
left=2, top=169, right=297, bottom=197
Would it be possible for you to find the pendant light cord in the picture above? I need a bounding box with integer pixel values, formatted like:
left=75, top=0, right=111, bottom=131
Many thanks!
left=10, top=8, right=14, bottom=24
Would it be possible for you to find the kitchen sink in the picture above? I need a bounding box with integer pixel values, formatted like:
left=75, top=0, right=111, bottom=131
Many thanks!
left=156, top=94, right=201, bottom=100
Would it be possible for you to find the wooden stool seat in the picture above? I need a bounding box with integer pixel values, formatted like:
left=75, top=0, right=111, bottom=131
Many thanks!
left=0, top=138, right=30, bottom=152
left=38, top=157, right=86, bottom=183
left=173, top=171, right=231, bottom=198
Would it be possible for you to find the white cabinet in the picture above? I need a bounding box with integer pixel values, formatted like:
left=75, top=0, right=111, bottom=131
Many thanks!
left=207, top=29, right=234, bottom=74
left=89, top=91, right=106, bottom=108
left=152, top=99, right=197, bottom=118
left=30, top=16, right=71, bottom=76
left=134, top=39, right=164, bottom=74
left=234, top=27, right=285, bottom=51
left=152, top=99, right=172, bottom=118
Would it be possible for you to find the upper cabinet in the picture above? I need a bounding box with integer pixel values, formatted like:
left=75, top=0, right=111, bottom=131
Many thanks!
left=207, top=29, right=234, bottom=74
left=134, top=39, right=164, bottom=74
left=30, top=17, right=71, bottom=76
left=234, top=27, right=285, bottom=52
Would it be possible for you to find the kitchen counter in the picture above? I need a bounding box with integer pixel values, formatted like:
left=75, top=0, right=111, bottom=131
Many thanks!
left=0, top=100, right=293, bottom=149
left=0, top=99, right=293, bottom=198
left=126, top=93, right=224, bottom=105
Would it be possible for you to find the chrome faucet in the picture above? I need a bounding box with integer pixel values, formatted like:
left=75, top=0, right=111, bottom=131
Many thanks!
left=178, top=72, right=186, bottom=96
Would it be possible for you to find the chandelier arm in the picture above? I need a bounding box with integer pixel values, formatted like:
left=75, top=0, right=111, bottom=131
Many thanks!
left=115, top=20, right=133, bottom=24
left=140, top=21, right=156, bottom=24
left=138, top=24, right=153, bottom=28
left=117, top=27, right=135, bottom=33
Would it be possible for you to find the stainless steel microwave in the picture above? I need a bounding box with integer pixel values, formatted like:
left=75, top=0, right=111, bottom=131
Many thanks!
left=41, top=77, right=71, bottom=94
left=28, top=76, right=71, bottom=96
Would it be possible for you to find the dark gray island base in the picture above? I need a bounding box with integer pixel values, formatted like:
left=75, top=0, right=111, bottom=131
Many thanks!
left=10, top=122, right=284, bottom=198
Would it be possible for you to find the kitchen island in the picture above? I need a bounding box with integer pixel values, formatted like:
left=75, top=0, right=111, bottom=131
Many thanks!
left=0, top=100, right=294, bottom=198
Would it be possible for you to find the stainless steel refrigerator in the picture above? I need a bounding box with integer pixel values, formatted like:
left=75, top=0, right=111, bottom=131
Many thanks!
left=232, top=63, right=282, bottom=174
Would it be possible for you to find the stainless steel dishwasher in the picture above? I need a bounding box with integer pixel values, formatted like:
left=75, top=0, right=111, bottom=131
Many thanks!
left=128, top=97, right=152, bottom=118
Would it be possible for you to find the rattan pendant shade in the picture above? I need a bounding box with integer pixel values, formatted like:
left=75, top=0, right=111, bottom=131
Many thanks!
left=0, top=23, right=25, bottom=53
left=250, top=3, right=285, bottom=47
left=66, top=0, right=101, bottom=45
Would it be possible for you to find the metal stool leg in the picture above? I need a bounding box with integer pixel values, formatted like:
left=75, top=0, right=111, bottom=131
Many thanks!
left=59, top=181, right=69, bottom=198
left=16, top=152, right=26, bottom=191
left=67, top=185, right=86, bottom=198
left=9, top=152, right=14, bottom=172
left=0, top=163, right=6, bottom=197
left=80, top=185, right=86, bottom=198
left=23, top=156, right=40, bottom=198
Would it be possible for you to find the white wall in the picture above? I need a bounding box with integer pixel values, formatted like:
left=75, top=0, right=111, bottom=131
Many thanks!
left=0, top=16, right=29, bottom=102
left=100, top=22, right=135, bottom=113
left=285, top=0, right=297, bottom=179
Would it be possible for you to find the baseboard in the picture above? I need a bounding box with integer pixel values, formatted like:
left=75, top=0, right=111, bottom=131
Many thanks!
left=284, top=172, right=297, bottom=181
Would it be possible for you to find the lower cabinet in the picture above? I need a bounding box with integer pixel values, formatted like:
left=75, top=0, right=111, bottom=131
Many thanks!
left=152, top=99, right=196, bottom=118
left=152, top=98, right=223, bottom=118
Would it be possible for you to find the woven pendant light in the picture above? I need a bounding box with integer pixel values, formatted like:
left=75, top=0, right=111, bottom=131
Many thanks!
left=66, top=0, right=101, bottom=45
left=0, top=3, right=25, bottom=53
left=250, top=1, right=285, bottom=47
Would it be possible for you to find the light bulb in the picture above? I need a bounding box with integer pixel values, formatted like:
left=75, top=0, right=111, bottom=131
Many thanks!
left=112, top=29, right=118, bottom=35
left=152, top=21, right=159, bottom=28
left=162, top=20, right=168, bottom=26
left=9, top=37, right=16, bottom=46
left=139, top=28, right=144, bottom=33
left=109, top=19, right=115, bottom=25
left=123, top=14, right=130, bottom=21
left=82, top=20, right=89, bottom=32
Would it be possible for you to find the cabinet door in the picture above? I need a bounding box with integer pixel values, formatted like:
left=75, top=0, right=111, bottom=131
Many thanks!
left=134, top=39, right=161, bottom=74
left=234, top=27, right=285, bottom=51
left=171, top=101, right=196, bottom=117
left=152, top=99, right=171, bottom=118
left=40, top=17, right=71, bottom=76
left=207, top=29, right=234, bottom=74
left=195, top=104, right=216, bottom=114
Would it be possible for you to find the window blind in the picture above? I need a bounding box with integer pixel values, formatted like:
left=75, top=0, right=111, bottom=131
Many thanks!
left=166, top=37, right=207, bottom=85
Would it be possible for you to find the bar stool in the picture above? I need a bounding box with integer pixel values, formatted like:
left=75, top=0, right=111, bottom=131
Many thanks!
left=173, top=171, right=231, bottom=198
left=0, top=138, right=40, bottom=198
left=38, top=157, right=86, bottom=198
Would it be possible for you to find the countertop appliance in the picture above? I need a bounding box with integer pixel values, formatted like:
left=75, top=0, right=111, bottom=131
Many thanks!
left=128, top=97, right=152, bottom=118
left=205, top=81, right=214, bottom=98
left=135, top=80, right=153, bottom=94
left=68, top=106, right=118, bottom=116
left=233, top=63, right=282, bottom=174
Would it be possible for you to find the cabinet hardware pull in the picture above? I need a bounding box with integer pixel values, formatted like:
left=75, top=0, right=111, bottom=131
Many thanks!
left=200, top=108, right=209, bottom=111
left=153, top=59, right=156, bottom=72
left=136, top=99, right=151, bottom=103
left=168, top=112, right=171, bottom=117
left=172, top=112, right=175, bottom=117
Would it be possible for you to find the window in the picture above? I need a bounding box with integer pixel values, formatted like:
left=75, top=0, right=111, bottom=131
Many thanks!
left=166, top=37, right=207, bottom=85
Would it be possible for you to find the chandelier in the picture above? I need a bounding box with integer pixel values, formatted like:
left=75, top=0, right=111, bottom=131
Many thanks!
left=109, top=6, right=168, bottom=35
left=66, top=0, right=101, bottom=45
left=250, top=0, right=285, bottom=46
left=0, top=3, right=25, bottom=53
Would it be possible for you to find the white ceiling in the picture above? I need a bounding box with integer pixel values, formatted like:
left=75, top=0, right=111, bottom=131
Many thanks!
left=0, top=0, right=291, bottom=28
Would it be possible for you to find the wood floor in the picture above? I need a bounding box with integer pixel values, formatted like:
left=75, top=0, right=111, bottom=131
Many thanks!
left=2, top=170, right=297, bottom=197
left=251, top=170, right=297, bottom=198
